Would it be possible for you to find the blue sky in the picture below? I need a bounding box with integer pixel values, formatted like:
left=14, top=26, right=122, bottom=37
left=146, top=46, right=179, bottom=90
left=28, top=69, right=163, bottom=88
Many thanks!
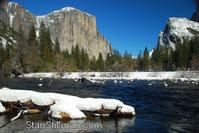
left=10, top=0, right=195, bottom=56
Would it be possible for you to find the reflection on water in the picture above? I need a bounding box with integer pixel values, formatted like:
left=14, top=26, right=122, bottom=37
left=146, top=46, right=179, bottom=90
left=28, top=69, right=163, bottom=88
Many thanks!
left=0, top=78, right=199, bottom=133
left=0, top=114, right=135, bottom=133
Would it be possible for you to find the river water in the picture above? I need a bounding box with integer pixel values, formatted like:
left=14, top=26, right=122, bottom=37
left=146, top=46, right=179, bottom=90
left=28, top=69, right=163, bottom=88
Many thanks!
left=0, top=78, right=199, bottom=133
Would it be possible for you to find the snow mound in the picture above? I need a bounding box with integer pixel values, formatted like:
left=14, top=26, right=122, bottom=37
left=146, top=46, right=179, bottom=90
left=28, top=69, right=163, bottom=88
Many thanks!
left=0, top=88, right=135, bottom=119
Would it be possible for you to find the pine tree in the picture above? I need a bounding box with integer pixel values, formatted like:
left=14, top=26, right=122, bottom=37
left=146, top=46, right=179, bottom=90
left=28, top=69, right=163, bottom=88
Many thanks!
left=74, top=45, right=80, bottom=69
left=142, top=47, right=151, bottom=71
left=90, top=57, right=97, bottom=71
left=175, top=40, right=191, bottom=70
left=0, top=42, right=5, bottom=70
left=39, top=22, right=54, bottom=71
left=151, top=44, right=165, bottom=71
left=137, top=51, right=143, bottom=71
left=190, top=37, right=199, bottom=70
left=80, top=49, right=89, bottom=71
left=24, top=25, right=40, bottom=72
left=54, top=38, right=61, bottom=54
left=97, top=53, right=104, bottom=71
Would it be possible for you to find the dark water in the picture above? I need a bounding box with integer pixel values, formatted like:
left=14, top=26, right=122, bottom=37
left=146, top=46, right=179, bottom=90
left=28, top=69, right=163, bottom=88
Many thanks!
left=0, top=78, right=199, bottom=133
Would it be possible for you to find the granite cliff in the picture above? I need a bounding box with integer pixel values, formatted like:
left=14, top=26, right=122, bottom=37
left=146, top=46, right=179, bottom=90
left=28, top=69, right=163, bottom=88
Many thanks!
left=0, top=1, right=111, bottom=59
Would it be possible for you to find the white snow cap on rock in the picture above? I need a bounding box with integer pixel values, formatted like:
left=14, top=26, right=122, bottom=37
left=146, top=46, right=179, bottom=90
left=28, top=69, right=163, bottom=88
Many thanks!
left=168, top=18, right=199, bottom=37
left=0, top=88, right=135, bottom=119
left=159, top=17, right=199, bottom=49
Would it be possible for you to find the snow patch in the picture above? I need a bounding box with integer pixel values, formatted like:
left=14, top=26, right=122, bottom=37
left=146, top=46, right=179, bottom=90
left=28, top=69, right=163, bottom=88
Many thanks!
left=22, top=72, right=199, bottom=81
left=0, top=102, right=6, bottom=113
left=149, top=49, right=154, bottom=57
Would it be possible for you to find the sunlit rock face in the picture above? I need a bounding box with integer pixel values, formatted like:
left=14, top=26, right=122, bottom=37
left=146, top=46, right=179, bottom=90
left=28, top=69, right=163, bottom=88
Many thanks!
left=1, top=1, right=112, bottom=59
left=37, top=7, right=112, bottom=59
left=158, top=1, right=199, bottom=50
left=0, top=0, right=9, bottom=24
left=158, top=18, right=199, bottom=50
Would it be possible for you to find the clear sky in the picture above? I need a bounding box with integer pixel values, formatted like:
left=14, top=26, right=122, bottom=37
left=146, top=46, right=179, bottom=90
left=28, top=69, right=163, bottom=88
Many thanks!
left=10, top=0, right=195, bottom=56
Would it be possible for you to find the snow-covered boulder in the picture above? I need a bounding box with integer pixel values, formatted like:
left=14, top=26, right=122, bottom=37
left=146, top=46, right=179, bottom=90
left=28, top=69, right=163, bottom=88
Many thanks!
left=0, top=88, right=135, bottom=120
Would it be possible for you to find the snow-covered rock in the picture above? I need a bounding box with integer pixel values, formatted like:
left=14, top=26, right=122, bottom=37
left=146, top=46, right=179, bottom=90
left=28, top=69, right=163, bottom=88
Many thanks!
left=0, top=88, right=135, bottom=120
left=158, top=17, right=199, bottom=50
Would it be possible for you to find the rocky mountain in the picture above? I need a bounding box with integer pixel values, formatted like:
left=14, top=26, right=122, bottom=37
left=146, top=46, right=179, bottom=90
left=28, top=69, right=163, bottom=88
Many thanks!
left=158, top=1, right=199, bottom=50
left=0, top=1, right=111, bottom=59
left=158, top=17, right=199, bottom=50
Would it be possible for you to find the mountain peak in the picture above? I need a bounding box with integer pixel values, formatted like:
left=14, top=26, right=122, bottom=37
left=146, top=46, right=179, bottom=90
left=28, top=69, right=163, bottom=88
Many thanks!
left=37, top=6, right=93, bottom=18
left=8, top=2, right=18, bottom=6
left=158, top=17, right=199, bottom=49
left=2, top=1, right=111, bottom=60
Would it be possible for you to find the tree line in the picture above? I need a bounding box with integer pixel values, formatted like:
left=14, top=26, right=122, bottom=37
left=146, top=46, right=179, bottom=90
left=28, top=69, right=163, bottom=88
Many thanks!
left=1, top=22, right=199, bottom=75
left=137, top=37, right=199, bottom=71
left=0, top=22, right=137, bottom=75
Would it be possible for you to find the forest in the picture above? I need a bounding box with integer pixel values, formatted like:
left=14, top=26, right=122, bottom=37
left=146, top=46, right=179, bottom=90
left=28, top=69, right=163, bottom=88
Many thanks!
left=0, top=22, right=199, bottom=76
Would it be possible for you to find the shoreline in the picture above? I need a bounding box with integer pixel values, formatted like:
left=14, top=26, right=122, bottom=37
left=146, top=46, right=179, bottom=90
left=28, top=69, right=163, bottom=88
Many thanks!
left=20, top=71, right=199, bottom=81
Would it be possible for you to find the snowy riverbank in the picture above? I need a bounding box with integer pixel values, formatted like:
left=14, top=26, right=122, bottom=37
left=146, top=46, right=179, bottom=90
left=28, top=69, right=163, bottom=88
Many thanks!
left=21, top=71, right=199, bottom=81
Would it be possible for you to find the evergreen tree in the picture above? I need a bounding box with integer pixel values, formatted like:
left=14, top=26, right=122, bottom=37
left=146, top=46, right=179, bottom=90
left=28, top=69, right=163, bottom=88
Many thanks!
left=90, top=57, right=97, bottom=71
left=24, top=25, right=40, bottom=72
left=142, top=47, right=151, bottom=71
left=39, top=22, right=54, bottom=71
left=80, top=49, right=89, bottom=70
left=137, top=51, right=143, bottom=71
left=97, top=52, right=105, bottom=71
left=0, top=42, right=5, bottom=70
left=190, top=37, right=199, bottom=70
left=175, top=41, right=190, bottom=70
left=74, top=45, right=80, bottom=69
left=54, top=38, right=61, bottom=54
left=151, top=44, right=165, bottom=71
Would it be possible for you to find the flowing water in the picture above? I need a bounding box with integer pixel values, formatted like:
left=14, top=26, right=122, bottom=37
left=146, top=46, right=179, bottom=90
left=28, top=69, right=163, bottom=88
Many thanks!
left=0, top=78, right=199, bottom=133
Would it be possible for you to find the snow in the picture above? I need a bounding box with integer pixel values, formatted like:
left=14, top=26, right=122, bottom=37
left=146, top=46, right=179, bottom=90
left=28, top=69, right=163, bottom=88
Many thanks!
left=7, top=2, right=18, bottom=27
left=0, top=37, right=7, bottom=48
left=168, top=18, right=199, bottom=38
left=0, top=102, right=6, bottom=113
left=38, top=84, right=43, bottom=87
left=149, top=49, right=154, bottom=57
left=46, top=6, right=93, bottom=17
left=0, top=88, right=135, bottom=119
left=159, top=17, right=199, bottom=49
left=8, top=2, right=19, bottom=7
left=22, top=71, right=199, bottom=81
left=9, top=13, right=14, bottom=27
left=118, top=105, right=136, bottom=115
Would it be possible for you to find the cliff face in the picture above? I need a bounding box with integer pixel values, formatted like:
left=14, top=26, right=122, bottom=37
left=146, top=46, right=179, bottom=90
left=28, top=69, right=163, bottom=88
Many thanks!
left=158, top=18, right=199, bottom=49
left=37, top=7, right=111, bottom=59
left=0, top=0, right=9, bottom=24
left=7, top=2, right=36, bottom=36
left=0, top=2, right=111, bottom=59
